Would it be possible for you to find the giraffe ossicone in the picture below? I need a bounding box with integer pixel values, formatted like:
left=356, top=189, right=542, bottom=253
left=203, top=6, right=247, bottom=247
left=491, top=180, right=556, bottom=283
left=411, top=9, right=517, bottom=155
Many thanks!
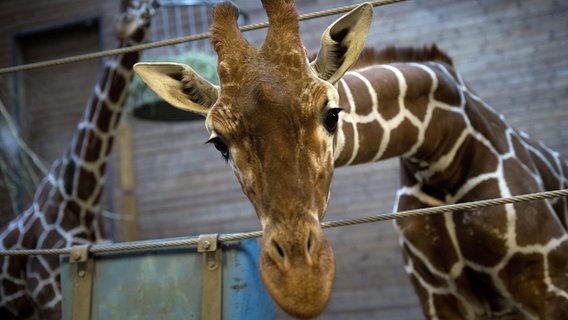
left=135, top=0, right=568, bottom=319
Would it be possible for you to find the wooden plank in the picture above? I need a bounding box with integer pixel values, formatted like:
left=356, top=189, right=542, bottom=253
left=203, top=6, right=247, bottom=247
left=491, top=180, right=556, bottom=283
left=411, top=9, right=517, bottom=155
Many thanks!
left=117, top=118, right=138, bottom=241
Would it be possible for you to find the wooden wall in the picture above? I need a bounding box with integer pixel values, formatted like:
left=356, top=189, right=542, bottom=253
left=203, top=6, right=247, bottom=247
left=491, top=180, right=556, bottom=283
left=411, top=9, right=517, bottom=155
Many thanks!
left=0, top=0, right=120, bottom=159
left=1, top=0, right=567, bottom=319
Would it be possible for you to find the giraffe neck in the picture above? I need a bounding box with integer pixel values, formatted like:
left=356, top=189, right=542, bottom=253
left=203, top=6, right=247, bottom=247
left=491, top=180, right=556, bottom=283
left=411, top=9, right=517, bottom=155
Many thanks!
left=334, top=62, right=464, bottom=175
left=44, top=27, right=147, bottom=233
left=333, top=60, right=565, bottom=201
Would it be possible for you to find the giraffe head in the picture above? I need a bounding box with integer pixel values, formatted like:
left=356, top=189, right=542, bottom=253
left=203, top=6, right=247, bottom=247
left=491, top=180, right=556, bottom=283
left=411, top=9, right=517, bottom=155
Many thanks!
left=114, top=0, right=160, bottom=41
left=134, top=1, right=372, bottom=317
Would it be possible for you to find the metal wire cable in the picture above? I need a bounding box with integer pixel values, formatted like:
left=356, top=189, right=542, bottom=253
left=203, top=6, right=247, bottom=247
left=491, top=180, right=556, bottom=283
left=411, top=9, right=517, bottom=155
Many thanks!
left=0, top=0, right=405, bottom=75
left=1, top=188, right=567, bottom=256
left=321, top=188, right=568, bottom=229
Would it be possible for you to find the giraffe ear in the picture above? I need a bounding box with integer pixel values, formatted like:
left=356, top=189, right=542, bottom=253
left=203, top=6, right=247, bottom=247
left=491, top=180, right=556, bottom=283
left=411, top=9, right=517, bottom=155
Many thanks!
left=133, top=62, right=218, bottom=116
left=310, top=3, right=373, bottom=84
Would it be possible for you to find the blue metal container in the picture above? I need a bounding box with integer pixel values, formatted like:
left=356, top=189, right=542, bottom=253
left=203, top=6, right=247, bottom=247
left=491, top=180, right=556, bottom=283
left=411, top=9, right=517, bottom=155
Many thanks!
left=60, top=236, right=275, bottom=319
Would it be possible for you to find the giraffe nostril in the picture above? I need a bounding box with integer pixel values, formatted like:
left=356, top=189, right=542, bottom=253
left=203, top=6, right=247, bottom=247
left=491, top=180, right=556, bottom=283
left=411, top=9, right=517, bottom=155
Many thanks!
left=307, top=232, right=313, bottom=254
left=272, top=239, right=285, bottom=259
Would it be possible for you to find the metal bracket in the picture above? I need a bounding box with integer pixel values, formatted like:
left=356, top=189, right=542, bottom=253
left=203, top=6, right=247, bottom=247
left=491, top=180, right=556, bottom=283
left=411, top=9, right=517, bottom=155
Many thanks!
left=198, top=234, right=222, bottom=320
left=69, top=244, right=94, bottom=320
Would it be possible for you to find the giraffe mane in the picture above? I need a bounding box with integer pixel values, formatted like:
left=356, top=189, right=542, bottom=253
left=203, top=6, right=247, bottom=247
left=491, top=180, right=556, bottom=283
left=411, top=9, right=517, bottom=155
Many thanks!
left=308, top=44, right=454, bottom=72
left=350, top=44, right=454, bottom=70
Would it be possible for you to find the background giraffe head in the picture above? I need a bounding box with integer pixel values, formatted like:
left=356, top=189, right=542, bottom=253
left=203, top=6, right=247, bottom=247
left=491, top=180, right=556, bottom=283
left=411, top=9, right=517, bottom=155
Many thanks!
left=115, top=0, right=160, bottom=41
left=134, top=0, right=373, bottom=317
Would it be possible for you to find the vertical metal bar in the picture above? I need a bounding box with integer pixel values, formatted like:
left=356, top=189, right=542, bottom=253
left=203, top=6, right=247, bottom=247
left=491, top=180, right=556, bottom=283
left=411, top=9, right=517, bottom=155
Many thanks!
left=174, top=6, right=184, bottom=55
left=161, top=7, right=172, bottom=56
left=150, top=9, right=159, bottom=43
left=70, top=245, right=94, bottom=320
left=198, top=234, right=222, bottom=320
left=187, top=6, right=197, bottom=52
left=199, top=5, right=209, bottom=53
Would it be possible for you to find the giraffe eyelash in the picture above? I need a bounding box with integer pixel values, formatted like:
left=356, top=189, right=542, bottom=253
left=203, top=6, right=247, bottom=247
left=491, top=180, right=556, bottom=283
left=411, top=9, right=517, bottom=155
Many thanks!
left=206, top=136, right=230, bottom=161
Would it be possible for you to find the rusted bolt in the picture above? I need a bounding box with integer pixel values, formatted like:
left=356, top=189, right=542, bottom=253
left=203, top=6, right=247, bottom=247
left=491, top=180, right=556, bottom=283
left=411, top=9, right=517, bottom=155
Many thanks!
left=202, top=240, right=211, bottom=250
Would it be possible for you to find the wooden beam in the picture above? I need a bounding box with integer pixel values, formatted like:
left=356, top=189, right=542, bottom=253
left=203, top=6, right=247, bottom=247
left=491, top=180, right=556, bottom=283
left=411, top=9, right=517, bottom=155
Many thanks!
left=117, top=116, right=138, bottom=241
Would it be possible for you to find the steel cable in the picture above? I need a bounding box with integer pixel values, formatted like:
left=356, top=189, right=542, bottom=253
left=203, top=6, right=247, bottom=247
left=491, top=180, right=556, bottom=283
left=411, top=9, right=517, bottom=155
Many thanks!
left=1, top=188, right=567, bottom=256
left=0, top=0, right=405, bottom=75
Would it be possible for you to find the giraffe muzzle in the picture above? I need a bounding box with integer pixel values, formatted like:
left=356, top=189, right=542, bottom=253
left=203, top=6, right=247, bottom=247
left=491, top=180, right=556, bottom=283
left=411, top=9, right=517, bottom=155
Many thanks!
left=258, top=220, right=335, bottom=319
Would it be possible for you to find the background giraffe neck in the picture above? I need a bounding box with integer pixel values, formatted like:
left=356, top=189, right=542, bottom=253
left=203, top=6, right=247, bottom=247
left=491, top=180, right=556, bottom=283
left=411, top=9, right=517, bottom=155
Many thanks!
left=60, top=30, right=143, bottom=203
left=38, top=21, right=150, bottom=234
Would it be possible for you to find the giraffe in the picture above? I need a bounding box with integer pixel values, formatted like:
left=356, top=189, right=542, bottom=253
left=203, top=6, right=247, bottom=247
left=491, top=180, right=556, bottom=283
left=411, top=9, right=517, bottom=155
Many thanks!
left=134, top=1, right=568, bottom=319
left=338, top=46, right=568, bottom=319
left=0, top=1, right=158, bottom=318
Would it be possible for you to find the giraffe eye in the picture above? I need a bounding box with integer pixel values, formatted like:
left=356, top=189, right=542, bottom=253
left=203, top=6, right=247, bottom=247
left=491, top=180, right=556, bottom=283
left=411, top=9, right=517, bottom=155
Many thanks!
left=206, top=137, right=230, bottom=160
left=324, top=108, right=342, bottom=133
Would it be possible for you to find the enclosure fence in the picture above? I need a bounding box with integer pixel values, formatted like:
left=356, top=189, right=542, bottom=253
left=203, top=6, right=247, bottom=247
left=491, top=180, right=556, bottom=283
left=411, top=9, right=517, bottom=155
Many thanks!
left=1, top=0, right=567, bottom=258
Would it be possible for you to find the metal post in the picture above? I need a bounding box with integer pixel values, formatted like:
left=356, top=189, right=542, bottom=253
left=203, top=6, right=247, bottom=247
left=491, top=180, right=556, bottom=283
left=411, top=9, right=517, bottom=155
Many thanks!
left=198, top=234, right=222, bottom=320
left=69, top=245, right=94, bottom=320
